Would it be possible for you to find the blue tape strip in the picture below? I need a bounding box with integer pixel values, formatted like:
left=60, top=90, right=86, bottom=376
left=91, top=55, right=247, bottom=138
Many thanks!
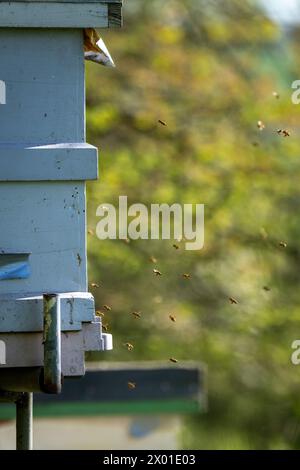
left=0, top=261, right=31, bottom=280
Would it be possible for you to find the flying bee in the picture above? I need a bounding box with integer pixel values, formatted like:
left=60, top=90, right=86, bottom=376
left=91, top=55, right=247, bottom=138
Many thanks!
left=272, top=91, right=280, bottom=99
left=257, top=120, right=265, bottom=130
left=260, top=227, right=268, bottom=240
left=91, top=282, right=100, bottom=288
left=127, top=381, right=136, bottom=390
left=173, top=244, right=179, bottom=250
left=158, top=119, right=167, bottom=126
left=123, top=238, right=130, bottom=244
left=279, top=241, right=287, bottom=248
left=263, top=286, right=271, bottom=292
left=153, top=269, right=162, bottom=276
left=88, top=228, right=94, bottom=236
left=131, top=311, right=141, bottom=319
left=102, top=324, right=109, bottom=332
left=96, top=310, right=105, bottom=317
left=169, top=357, right=178, bottom=364
left=103, top=304, right=112, bottom=311
left=149, top=256, right=157, bottom=264
left=77, top=253, right=82, bottom=265
left=124, top=342, right=134, bottom=351
left=277, top=129, right=290, bottom=137
left=182, top=273, right=191, bottom=279
left=169, top=315, right=176, bottom=323
left=229, top=297, right=238, bottom=305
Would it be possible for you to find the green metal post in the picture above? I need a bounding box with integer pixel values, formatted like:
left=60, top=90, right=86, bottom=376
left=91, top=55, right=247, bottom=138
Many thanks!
left=43, top=294, right=62, bottom=394
left=16, top=392, right=33, bottom=450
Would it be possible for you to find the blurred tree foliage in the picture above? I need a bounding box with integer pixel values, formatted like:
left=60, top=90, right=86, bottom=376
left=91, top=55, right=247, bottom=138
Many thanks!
left=85, top=0, right=300, bottom=449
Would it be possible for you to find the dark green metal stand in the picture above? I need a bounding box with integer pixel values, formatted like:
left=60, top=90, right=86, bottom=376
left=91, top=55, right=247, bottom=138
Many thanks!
left=16, top=392, right=33, bottom=450
left=0, top=390, right=33, bottom=450
left=43, top=294, right=62, bottom=394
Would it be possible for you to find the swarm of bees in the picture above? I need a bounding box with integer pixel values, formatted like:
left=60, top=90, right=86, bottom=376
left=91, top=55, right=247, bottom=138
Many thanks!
left=89, top=91, right=294, bottom=393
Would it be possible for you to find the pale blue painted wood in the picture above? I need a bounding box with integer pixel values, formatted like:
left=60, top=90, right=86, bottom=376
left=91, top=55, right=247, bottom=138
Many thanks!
left=0, top=27, right=89, bottom=297
left=0, top=182, right=87, bottom=294
left=0, top=80, right=5, bottom=104
left=0, top=29, right=84, bottom=144
left=0, top=3, right=109, bottom=28
left=0, top=330, right=89, bottom=375
left=0, top=144, right=98, bottom=181
left=0, top=2, right=114, bottom=366
left=0, top=318, right=105, bottom=374
left=0, top=293, right=95, bottom=332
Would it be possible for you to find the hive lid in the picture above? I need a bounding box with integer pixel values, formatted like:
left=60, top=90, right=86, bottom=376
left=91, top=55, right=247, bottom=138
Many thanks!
left=0, top=1, right=122, bottom=28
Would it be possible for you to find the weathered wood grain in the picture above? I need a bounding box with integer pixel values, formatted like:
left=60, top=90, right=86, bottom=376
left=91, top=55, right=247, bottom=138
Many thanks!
left=0, top=2, right=122, bottom=28
left=0, top=144, right=98, bottom=181
left=0, top=321, right=107, bottom=375
left=0, top=1, right=121, bottom=3
left=108, top=2, right=122, bottom=28
left=0, top=293, right=96, bottom=332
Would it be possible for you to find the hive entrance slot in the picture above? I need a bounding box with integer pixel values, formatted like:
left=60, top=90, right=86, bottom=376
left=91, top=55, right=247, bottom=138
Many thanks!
left=0, top=253, right=31, bottom=280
